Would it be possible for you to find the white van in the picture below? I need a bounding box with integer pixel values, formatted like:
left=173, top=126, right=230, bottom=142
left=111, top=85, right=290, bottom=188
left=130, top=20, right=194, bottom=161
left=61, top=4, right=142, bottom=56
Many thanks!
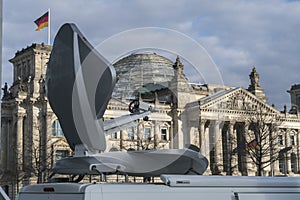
left=18, top=175, right=300, bottom=200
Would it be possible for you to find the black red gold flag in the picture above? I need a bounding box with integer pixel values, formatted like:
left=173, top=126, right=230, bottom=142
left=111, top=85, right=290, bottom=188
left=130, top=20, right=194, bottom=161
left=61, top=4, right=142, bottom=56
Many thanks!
left=34, top=12, right=48, bottom=31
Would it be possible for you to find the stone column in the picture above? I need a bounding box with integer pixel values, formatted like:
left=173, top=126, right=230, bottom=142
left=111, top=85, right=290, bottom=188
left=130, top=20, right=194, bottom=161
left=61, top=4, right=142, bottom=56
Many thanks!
left=229, top=121, right=240, bottom=176
left=270, top=126, right=279, bottom=176
left=199, top=119, right=206, bottom=156
left=203, top=121, right=211, bottom=175
left=150, top=122, right=155, bottom=148
left=286, top=152, right=292, bottom=174
left=46, top=113, right=53, bottom=165
left=235, top=122, right=248, bottom=176
left=1, top=118, right=9, bottom=171
left=286, top=129, right=292, bottom=174
left=151, top=123, right=155, bottom=139
left=244, top=122, right=255, bottom=176
left=170, top=121, right=174, bottom=149
left=16, top=114, right=24, bottom=170
left=172, top=109, right=184, bottom=149
left=10, top=113, right=19, bottom=170
left=46, top=113, right=53, bottom=137
left=154, top=121, right=160, bottom=140
left=37, top=111, right=48, bottom=183
left=171, top=109, right=179, bottom=149
left=182, top=111, right=190, bottom=146
left=216, top=121, right=224, bottom=173
left=210, top=120, right=223, bottom=174
left=273, top=158, right=280, bottom=176
left=177, top=110, right=184, bottom=149
left=154, top=121, right=160, bottom=149
left=23, top=104, right=34, bottom=185
left=270, top=129, right=281, bottom=176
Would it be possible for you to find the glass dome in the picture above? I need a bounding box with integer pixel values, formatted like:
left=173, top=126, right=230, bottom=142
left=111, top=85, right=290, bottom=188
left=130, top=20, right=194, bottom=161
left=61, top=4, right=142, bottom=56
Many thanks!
left=112, top=53, right=175, bottom=99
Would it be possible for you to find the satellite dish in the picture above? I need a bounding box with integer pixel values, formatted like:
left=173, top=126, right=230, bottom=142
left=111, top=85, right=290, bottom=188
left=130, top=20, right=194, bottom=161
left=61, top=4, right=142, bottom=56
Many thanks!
left=46, top=23, right=116, bottom=153
left=47, top=23, right=208, bottom=180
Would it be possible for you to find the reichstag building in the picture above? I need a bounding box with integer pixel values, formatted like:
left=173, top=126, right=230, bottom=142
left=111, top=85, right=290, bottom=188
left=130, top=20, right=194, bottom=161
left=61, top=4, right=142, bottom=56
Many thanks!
left=1, top=43, right=300, bottom=197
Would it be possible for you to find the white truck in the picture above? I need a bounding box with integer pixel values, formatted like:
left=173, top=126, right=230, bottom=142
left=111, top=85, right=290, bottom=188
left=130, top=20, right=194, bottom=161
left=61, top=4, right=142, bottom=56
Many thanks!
left=18, top=175, right=300, bottom=200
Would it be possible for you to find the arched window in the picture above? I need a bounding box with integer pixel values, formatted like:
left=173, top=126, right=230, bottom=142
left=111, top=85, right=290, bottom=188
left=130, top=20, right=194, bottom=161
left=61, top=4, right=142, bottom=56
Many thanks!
left=52, top=120, right=63, bottom=137
left=291, top=153, right=297, bottom=173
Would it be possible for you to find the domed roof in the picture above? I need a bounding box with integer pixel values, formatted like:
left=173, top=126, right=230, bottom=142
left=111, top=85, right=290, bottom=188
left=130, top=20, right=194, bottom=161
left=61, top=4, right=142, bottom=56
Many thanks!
left=113, top=53, right=175, bottom=78
left=112, top=53, right=176, bottom=99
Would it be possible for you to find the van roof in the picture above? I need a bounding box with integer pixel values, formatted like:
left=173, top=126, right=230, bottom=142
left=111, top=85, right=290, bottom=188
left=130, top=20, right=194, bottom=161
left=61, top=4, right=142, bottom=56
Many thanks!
left=160, top=175, right=300, bottom=187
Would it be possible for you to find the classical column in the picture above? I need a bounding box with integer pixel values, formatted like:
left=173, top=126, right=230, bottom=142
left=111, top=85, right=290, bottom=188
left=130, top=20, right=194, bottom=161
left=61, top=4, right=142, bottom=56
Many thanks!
left=154, top=121, right=160, bottom=149
left=270, top=126, right=279, bottom=176
left=172, top=109, right=184, bottom=149
left=154, top=121, right=160, bottom=140
left=46, top=113, right=53, bottom=137
left=46, top=113, right=53, bottom=164
left=1, top=118, right=9, bottom=171
left=216, top=121, right=224, bottom=173
left=151, top=123, right=155, bottom=139
left=137, top=122, right=143, bottom=150
left=244, top=121, right=255, bottom=176
left=37, top=111, right=48, bottom=183
left=235, top=122, right=247, bottom=176
left=16, top=114, right=24, bottom=170
left=272, top=126, right=280, bottom=176
left=177, top=110, right=184, bottom=149
left=119, top=130, right=124, bottom=150
left=23, top=105, right=34, bottom=185
left=199, top=119, right=206, bottom=155
left=229, top=121, right=240, bottom=176
left=210, top=120, right=223, bottom=174
left=169, top=121, right=174, bottom=149
left=181, top=111, right=190, bottom=146
left=285, top=129, right=292, bottom=174
left=203, top=121, right=211, bottom=175
left=10, top=113, right=20, bottom=169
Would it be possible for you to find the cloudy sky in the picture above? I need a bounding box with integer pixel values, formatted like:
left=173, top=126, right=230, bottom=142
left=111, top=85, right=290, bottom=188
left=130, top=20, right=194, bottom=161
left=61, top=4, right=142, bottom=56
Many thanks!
left=2, top=0, right=300, bottom=110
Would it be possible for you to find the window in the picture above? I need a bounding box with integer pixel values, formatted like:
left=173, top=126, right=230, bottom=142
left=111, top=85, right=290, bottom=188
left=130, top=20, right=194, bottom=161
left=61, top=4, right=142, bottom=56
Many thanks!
left=127, top=127, right=134, bottom=140
left=52, top=120, right=63, bottom=137
left=161, top=128, right=167, bottom=141
left=111, top=132, right=118, bottom=139
left=55, top=150, right=69, bottom=161
left=144, top=127, right=151, bottom=140
left=290, top=135, right=295, bottom=146
left=278, top=135, right=283, bottom=145
left=279, top=154, right=285, bottom=173
left=291, top=153, right=297, bottom=173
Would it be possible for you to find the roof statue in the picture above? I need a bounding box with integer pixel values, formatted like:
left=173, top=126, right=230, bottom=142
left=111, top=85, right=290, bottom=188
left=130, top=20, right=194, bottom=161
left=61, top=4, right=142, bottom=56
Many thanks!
left=46, top=23, right=208, bottom=181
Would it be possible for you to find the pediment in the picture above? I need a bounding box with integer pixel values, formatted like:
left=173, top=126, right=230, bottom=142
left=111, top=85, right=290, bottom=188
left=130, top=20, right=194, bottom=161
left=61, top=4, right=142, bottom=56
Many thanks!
left=200, top=87, right=279, bottom=114
left=52, top=137, right=70, bottom=149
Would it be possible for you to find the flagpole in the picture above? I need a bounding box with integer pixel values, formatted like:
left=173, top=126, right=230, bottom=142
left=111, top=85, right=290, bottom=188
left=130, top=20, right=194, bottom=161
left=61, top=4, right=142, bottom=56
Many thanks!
left=48, top=8, right=50, bottom=45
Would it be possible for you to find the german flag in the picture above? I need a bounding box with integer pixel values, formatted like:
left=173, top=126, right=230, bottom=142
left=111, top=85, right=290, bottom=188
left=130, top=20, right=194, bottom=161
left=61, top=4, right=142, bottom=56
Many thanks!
left=34, top=12, right=49, bottom=31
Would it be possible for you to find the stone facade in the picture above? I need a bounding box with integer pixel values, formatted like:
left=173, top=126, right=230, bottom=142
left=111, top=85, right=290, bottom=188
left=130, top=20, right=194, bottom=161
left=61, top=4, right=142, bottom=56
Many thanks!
left=0, top=44, right=71, bottom=198
left=1, top=43, right=300, bottom=198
